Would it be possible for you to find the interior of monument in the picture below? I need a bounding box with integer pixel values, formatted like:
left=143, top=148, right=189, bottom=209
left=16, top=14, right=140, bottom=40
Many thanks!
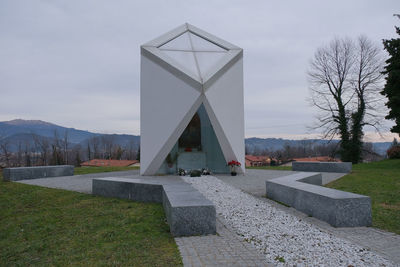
left=157, top=104, right=229, bottom=174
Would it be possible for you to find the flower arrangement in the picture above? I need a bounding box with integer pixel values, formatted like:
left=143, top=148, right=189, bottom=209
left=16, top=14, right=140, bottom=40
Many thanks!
left=227, top=160, right=241, bottom=167
left=227, top=160, right=241, bottom=176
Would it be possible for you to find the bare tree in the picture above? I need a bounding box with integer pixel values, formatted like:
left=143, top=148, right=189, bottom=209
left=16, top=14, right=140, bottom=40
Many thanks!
left=16, top=141, right=23, bottom=166
left=90, top=136, right=100, bottom=159
left=86, top=142, right=91, bottom=161
left=24, top=141, right=32, bottom=167
left=101, top=135, right=114, bottom=159
left=72, top=144, right=82, bottom=167
left=308, top=36, right=385, bottom=163
left=0, top=136, right=12, bottom=167
left=33, top=134, right=50, bottom=165
left=63, top=130, right=69, bottom=164
left=50, top=130, right=64, bottom=165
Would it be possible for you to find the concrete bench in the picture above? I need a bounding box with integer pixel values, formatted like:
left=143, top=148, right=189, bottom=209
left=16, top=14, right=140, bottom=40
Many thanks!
left=3, top=165, right=74, bottom=181
left=265, top=172, right=372, bottom=227
left=162, top=183, right=215, bottom=236
left=292, top=161, right=352, bottom=173
left=92, top=178, right=164, bottom=203
left=92, top=177, right=216, bottom=237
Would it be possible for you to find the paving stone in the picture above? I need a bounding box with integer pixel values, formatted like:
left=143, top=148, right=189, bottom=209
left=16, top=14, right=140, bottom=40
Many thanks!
left=175, top=217, right=270, bottom=267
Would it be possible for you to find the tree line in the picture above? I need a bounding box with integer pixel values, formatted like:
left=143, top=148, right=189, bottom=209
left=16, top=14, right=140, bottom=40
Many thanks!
left=245, top=141, right=383, bottom=163
left=0, top=131, right=139, bottom=168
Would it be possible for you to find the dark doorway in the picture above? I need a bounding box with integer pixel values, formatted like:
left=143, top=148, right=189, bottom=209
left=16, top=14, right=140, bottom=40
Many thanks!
left=179, top=113, right=201, bottom=149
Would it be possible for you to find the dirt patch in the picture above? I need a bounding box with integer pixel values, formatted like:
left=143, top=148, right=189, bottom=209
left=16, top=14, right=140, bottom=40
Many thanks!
left=379, top=203, right=400, bottom=211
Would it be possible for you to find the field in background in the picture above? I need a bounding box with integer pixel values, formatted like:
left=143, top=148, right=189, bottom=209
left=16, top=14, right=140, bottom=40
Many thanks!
left=246, top=165, right=292, bottom=171
left=74, top=166, right=139, bottom=175
left=327, top=159, right=400, bottom=234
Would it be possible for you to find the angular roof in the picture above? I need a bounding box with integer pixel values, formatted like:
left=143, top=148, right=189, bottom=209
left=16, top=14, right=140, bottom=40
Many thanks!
left=141, top=23, right=242, bottom=88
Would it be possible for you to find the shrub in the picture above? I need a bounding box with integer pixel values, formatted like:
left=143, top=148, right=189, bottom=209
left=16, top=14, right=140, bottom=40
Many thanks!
left=190, top=170, right=201, bottom=177
left=387, top=145, right=400, bottom=159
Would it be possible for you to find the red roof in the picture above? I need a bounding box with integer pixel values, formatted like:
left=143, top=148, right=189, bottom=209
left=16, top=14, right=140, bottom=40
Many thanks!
left=245, top=155, right=271, bottom=162
left=293, top=156, right=340, bottom=162
left=81, top=159, right=139, bottom=167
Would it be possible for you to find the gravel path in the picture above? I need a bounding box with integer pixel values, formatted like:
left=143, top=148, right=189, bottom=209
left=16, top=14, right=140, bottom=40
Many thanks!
left=182, top=175, right=396, bottom=266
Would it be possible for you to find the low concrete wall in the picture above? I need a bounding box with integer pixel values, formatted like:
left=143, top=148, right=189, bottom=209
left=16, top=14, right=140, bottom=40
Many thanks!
left=92, top=178, right=163, bottom=203
left=292, top=162, right=352, bottom=173
left=163, top=183, right=216, bottom=236
left=92, top=177, right=216, bottom=237
left=266, top=172, right=372, bottom=227
left=3, top=165, right=74, bottom=181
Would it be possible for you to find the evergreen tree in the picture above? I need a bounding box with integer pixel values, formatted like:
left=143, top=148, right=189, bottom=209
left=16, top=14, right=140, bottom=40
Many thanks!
left=75, top=151, right=81, bottom=167
left=391, top=137, right=398, bottom=147
left=382, top=16, right=400, bottom=135
left=136, top=146, right=140, bottom=161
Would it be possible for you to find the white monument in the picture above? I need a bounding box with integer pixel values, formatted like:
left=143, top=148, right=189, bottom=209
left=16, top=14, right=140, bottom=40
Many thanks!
left=140, top=23, right=244, bottom=175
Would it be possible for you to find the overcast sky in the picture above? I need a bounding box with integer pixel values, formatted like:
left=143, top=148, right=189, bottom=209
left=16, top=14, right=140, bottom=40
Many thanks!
left=1, top=0, right=399, bottom=141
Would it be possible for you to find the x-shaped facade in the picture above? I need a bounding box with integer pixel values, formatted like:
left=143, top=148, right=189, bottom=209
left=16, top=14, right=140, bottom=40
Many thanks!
left=140, top=23, right=244, bottom=175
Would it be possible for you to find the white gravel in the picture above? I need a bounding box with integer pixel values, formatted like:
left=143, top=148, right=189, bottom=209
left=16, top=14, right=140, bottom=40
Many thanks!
left=182, top=175, right=396, bottom=266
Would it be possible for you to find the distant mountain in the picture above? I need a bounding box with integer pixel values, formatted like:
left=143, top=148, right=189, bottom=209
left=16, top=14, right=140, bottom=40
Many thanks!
left=0, top=119, right=97, bottom=143
left=372, top=142, right=392, bottom=155
left=0, top=119, right=140, bottom=152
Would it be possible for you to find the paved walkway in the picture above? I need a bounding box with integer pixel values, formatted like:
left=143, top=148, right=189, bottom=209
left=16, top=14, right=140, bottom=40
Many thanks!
left=16, top=169, right=400, bottom=265
left=17, top=170, right=140, bottom=193
left=176, top=217, right=269, bottom=267
left=216, top=169, right=346, bottom=197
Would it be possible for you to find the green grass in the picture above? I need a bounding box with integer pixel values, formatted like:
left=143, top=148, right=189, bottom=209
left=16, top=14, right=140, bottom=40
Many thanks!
left=246, top=165, right=292, bottom=171
left=326, top=159, right=400, bottom=234
left=74, top=166, right=139, bottom=175
left=0, top=177, right=182, bottom=266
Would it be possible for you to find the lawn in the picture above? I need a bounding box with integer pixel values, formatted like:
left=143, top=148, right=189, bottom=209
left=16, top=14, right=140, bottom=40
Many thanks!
left=327, top=159, right=400, bottom=234
left=247, top=165, right=292, bottom=171
left=74, top=166, right=139, bottom=175
left=0, top=177, right=182, bottom=266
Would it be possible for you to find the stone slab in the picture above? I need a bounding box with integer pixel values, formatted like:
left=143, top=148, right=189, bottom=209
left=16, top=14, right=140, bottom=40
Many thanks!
left=92, top=178, right=163, bottom=203
left=163, top=189, right=216, bottom=237
left=3, top=165, right=74, bottom=181
left=292, top=162, right=352, bottom=173
left=266, top=172, right=372, bottom=227
left=92, top=176, right=216, bottom=237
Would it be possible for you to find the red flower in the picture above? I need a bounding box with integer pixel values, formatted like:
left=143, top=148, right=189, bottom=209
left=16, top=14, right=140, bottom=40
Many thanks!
left=227, top=160, right=241, bottom=166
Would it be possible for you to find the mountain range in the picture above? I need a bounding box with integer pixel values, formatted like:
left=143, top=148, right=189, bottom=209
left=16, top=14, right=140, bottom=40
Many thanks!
left=0, top=119, right=393, bottom=155
left=0, top=119, right=140, bottom=152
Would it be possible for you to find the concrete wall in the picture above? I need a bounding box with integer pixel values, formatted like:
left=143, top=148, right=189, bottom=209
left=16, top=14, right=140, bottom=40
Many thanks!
left=265, top=172, right=372, bottom=227
left=292, top=162, right=352, bottom=173
left=92, top=177, right=216, bottom=237
left=3, top=165, right=74, bottom=181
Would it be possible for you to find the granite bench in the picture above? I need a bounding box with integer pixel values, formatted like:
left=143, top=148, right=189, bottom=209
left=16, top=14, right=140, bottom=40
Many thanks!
left=92, top=177, right=216, bottom=237
left=3, top=165, right=74, bottom=181
left=265, top=172, right=372, bottom=227
left=292, top=161, right=352, bottom=173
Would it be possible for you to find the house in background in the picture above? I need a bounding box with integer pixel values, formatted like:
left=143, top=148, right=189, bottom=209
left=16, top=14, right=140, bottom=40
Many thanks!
left=81, top=159, right=139, bottom=167
left=245, top=155, right=271, bottom=167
